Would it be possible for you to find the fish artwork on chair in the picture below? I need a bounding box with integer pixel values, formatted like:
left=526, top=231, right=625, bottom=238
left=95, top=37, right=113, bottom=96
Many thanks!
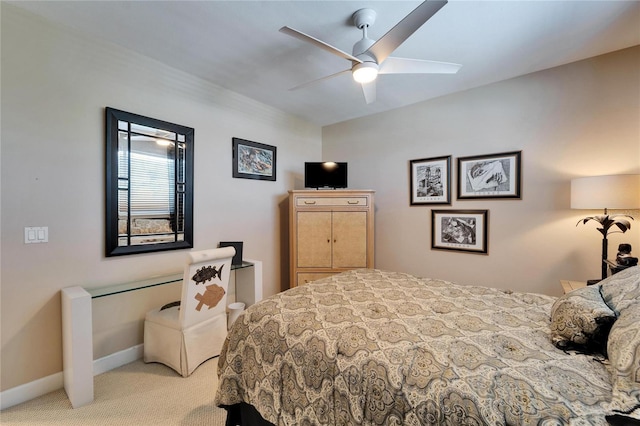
left=192, top=264, right=226, bottom=311
left=194, top=284, right=225, bottom=311
left=191, top=265, right=224, bottom=285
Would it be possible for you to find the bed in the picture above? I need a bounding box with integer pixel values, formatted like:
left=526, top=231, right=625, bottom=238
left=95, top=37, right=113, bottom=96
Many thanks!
left=215, top=267, right=640, bottom=425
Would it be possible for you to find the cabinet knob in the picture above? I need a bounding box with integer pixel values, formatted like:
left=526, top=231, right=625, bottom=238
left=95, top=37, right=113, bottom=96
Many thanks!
left=304, top=200, right=316, bottom=205
left=347, top=200, right=359, bottom=204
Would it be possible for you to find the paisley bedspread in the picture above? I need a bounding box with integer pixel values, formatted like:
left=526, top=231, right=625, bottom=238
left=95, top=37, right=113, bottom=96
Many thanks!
left=215, top=269, right=614, bottom=425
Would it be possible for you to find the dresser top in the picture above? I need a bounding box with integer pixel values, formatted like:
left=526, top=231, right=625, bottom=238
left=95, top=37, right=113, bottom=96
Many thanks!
left=289, top=189, right=375, bottom=194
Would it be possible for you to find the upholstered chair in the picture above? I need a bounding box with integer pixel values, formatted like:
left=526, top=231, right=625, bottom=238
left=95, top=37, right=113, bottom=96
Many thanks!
left=143, top=247, right=235, bottom=377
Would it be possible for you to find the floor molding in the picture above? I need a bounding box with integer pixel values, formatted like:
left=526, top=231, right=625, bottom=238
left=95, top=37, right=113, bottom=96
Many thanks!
left=1, top=344, right=143, bottom=410
left=93, top=344, right=143, bottom=376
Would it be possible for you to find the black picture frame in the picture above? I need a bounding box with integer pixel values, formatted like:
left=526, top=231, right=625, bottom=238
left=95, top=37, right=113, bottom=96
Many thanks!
left=219, top=241, right=243, bottom=266
left=457, top=151, right=522, bottom=199
left=431, top=209, right=489, bottom=254
left=409, top=155, right=451, bottom=205
left=232, top=138, right=276, bottom=181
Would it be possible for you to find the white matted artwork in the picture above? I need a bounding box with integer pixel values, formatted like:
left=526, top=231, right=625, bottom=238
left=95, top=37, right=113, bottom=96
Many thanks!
left=457, top=151, right=521, bottom=199
left=232, top=137, right=276, bottom=181
left=431, top=209, right=488, bottom=254
left=409, top=155, right=451, bottom=205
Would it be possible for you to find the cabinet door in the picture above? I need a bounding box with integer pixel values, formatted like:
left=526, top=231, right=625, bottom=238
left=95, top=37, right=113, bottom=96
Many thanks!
left=332, top=211, right=367, bottom=268
left=297, top=211, right=332, bottom=268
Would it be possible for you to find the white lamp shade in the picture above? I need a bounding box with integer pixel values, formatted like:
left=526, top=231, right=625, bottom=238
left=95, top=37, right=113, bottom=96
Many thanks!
left=571, top=174, right=640, bottom=209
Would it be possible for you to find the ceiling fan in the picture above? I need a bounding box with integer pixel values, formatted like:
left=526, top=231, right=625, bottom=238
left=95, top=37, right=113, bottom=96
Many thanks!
left=279, top=0, right=461, bottom=104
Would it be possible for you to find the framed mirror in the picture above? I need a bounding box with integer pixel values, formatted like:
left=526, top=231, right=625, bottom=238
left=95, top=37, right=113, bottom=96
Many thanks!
left=105, top=108, right=194, bottom=256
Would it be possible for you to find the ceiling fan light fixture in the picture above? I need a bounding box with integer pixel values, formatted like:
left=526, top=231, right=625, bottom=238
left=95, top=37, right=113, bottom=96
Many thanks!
left=352, top=62, right=378, bottom=84
left=281, top=1, right=456, bottom=103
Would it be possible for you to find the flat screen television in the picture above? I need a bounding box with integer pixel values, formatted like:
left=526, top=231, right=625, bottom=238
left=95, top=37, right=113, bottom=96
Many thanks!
left=304, top=162, right=348, bottom=189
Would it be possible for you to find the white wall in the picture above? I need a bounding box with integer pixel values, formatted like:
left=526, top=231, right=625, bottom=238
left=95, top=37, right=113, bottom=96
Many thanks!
left=323, top=46, right=640, bottom=295
left=1, top=4, right=320, bottom=391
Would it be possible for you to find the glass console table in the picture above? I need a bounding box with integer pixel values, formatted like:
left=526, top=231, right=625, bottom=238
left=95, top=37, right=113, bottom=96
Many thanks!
left=87, top=261, right=255, bottom=298
left=61, top=259, right=262, bottom=408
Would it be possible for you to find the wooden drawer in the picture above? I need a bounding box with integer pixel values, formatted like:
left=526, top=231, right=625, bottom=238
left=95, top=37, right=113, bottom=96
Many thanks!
left=297, top=272, right=336, bottom=286
left=296, top=196, right=368, bottom=207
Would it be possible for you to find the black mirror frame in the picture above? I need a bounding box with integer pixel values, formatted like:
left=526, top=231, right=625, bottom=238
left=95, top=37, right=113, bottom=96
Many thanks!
left=105, top=107, right=194, bottom=257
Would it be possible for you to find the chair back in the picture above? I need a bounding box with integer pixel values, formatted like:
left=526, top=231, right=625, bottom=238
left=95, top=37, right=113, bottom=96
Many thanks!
left=179, top=247, right=235, bottom=328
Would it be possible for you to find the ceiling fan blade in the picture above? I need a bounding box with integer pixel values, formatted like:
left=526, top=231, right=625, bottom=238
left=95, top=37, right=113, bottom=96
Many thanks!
left=379, top=57, right=461, bottom=74
left=289, top=69, right=351, bottom=91
left=361, top=81, right=376, bottom=104
left=367, top=0, right=448, bottom=64
left=280, top=26, right=362, bottom=63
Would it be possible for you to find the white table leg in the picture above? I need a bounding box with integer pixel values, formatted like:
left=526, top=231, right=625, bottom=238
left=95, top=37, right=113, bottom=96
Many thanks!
left=236, top=259, right=262, bottom=307
left=61, top=286, right=94, bottom=408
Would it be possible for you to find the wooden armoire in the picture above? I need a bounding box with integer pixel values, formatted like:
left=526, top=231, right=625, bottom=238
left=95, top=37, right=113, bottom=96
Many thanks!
left=288, top=190, right=375, bottom=287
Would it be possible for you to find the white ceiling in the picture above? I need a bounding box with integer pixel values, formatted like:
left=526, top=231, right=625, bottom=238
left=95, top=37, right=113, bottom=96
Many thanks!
left=9, top=0, right=640, bottom=126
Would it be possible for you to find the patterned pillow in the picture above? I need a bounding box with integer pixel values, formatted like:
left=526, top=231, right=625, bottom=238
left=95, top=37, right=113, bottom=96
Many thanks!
left=549, top=284, right=616, bottom=354
left=606, top=301, right=640, bottom=421
left=600, top=266, right=640, bottom=314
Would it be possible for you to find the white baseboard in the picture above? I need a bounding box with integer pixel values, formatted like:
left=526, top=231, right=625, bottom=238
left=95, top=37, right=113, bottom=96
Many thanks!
left=0, top=371, right=63, bottom=411
left=93, top=344, right=143, bottom=376
left=0, top=344, right=144, bottom=411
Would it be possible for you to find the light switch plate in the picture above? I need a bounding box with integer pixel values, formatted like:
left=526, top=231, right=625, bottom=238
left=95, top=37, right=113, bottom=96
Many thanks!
left=24, top=227, right=48, bottom=244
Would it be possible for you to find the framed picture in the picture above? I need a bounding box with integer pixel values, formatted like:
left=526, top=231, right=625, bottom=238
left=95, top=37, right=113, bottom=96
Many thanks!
left=409, top=155, right=451, bottom=205
left=232, top=137, right=276, bottom=181
left=457, top=150, right=521, bottom=199
left=431, top=209, right=488, bottom=254
left=219, top=241, right=243, bottom=266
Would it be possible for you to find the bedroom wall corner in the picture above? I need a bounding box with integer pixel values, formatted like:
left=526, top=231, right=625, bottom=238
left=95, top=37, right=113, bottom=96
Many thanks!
left=322, top=46, right=640, bottom=296
left=0, top=3, right=321, bottom=394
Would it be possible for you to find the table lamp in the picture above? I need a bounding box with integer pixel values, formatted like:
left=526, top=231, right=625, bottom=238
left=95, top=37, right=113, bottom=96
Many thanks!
left=571, top=174, right=640, bottom=281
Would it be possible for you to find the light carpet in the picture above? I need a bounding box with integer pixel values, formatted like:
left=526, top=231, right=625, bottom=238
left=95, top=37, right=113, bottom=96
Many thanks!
left=0, top=358, right=227, bottom=425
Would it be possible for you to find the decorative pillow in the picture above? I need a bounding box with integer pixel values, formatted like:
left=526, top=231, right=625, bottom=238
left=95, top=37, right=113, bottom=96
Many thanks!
left=549, top=284, right=616, bottom=354
left=606, top=301, right=640, bottom=421
left=601, top=266, right=640, bottom=314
